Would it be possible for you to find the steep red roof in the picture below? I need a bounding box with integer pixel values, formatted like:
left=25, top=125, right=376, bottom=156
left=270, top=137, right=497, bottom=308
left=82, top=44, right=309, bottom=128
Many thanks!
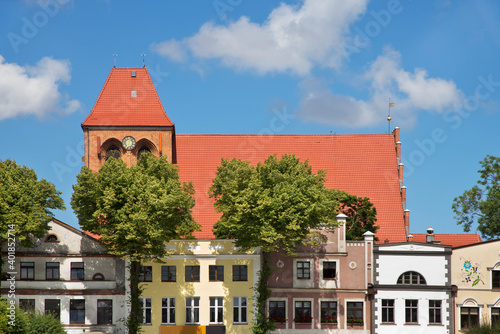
left=175, top=134, right=406, bottom=242
left=82, top=67, right=173, bottom=127
left=411, top=233, right=482, bottom=247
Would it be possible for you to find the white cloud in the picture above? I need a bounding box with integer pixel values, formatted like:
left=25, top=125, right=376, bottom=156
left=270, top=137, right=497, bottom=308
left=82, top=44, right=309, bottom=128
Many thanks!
left=0, top=55, right=81, bottom=121
left=297, top=48, right=464, bottom=128
left=152, top=0, right=368, bottom=75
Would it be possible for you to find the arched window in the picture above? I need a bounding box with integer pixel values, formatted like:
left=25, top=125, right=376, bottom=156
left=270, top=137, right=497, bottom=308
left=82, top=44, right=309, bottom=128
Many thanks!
left=106, top=145, right=121, bottom=160
left=397, top=271, right=426, bottom=285
left=93, top=273, right=105, bottom=281
left=46, top=234, right=58, bottom=242
left=138, top=146, right=151, bottom=159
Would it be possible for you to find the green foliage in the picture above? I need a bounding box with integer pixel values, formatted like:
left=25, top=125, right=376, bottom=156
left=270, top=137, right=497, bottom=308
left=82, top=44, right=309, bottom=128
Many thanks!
left=0, top=159, right=65, bottom=248
left=71, top=153, right=199, bottom=334
left=463, top=323, right=500, bottom=334
left=210, top=154, right=339, bottom=255
left=452, top=155, right=500, bottom=239
left=71, top=154, right=199, bottom=262
left=332, top=191, right=378, bottom=241
left=251, top=257, right=275, bottom=334
left=0, top=298, right=66, bottom=334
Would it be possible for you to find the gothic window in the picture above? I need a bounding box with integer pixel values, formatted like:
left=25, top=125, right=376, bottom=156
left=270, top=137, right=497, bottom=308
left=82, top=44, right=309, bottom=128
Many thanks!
left=106, top=145, right=121, bottom=160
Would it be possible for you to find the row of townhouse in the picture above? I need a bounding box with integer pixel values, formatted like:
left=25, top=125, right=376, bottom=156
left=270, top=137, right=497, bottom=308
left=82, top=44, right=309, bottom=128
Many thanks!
left=2, top=217, right=499, bottom=334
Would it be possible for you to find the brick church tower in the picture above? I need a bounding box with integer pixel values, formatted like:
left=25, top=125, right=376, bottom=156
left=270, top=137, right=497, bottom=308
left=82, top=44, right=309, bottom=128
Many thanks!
left=81, top=67, right=174, bottom=172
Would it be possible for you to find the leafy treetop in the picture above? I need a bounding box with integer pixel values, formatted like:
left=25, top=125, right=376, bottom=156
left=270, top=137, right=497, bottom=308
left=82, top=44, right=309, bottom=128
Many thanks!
left=0, top=159, right=65, bottom=247
left=452, top=155, right=500, bottom=239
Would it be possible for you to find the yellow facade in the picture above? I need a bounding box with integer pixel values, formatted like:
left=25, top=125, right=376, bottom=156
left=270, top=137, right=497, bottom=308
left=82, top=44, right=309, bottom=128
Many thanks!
left=139, top=240, right=260, bottom=334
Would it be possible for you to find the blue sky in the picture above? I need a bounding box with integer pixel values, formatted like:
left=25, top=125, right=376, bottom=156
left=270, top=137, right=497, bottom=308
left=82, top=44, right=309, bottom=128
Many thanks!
left=1, top=0, right=500, bottom=237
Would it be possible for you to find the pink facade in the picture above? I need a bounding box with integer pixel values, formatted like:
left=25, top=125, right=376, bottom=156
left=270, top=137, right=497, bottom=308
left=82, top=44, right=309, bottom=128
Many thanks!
left=267, top=215, right=374, bottom=333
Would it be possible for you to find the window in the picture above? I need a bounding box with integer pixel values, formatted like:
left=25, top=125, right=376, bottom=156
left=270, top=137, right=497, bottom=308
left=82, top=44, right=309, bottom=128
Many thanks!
left=185, top=266, right=200, bottom=282
left=93, top=273, right=105, bottom=280
left=269, top=301, right=286, bottom=323
left=493, top=271, right=500, bottom=289
left=429, top=300, right=442, bottom=324
left=209, top=265, right=224, bottom=282
left=233, top=265, right=247, bottom=281
left=46, top=262, right=60, bottom=280
left=381, top=299, right=394, bottom=323
left=185, top=297, right=200, bottom=324
left=397, top=271, right=426, bottom=285
left=45, top=299, right=60, bottom=319
left=294, top=301, right=312, bottom=323
left=210, top=297, right=224, bottom=323
left=405, top=299, right=418, bottom=324
left=139, top=297, right=152, bottom=325
left=297, top=261, right=310, bottom=279
left=138, top=147, right=151, bottom=159
left=131, top=90, right=137, bottom=97
left=461, top=307, right=479, bottom=329
left=70, top=300, right=85, bottom=324
left=323, top=262, right=336, bottom=280
left=20, top=262, right=34, bottom=280
left=233, top=297, right=247, bottom=324
left=492, top=308, right=500, bottom=327
left=321, top=301, right=337, bottom=324
left=162, top=297, right=175, bottom=324
left=347, top=302, right=364, bottom=324
left=105, top=145, right=121, bottom=159
left=161, top=266, right=176, bottom=282
left=19, top=299, right=35, bottom=311
left=46, top=234, right=58, bottom=242
left=139, top=266, right=152, bottom=282
left=71, top=262, right=84, bottom=280
left=97, top=300, right=112, bottom=324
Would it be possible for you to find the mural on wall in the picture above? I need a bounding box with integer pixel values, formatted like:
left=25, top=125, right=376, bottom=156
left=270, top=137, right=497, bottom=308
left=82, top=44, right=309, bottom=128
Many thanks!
left=460, top=258, right=484, bottom=287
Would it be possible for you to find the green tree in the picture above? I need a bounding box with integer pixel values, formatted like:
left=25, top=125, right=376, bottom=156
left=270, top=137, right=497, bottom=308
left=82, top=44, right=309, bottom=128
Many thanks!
left=0, top=159, right=65, bottom=268
left=452, top=155, right=500, bottom=239
left=71, top=154, right=199, bottom=334
left=334, top=191, right=378, bottom=241
left=209, top=154, right=340, bottom=333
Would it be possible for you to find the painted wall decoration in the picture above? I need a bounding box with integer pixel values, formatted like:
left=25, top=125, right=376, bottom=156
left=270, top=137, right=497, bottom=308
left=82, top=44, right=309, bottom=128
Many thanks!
left=459, top=257, right=484, bottom=287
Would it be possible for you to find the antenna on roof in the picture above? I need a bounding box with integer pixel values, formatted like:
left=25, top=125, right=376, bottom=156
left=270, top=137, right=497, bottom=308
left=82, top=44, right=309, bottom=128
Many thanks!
left=141, top=53, right=146, bottom=68
left=387, top=98, right=395, bottom=133
left=113, top=53, right=117, bottom=68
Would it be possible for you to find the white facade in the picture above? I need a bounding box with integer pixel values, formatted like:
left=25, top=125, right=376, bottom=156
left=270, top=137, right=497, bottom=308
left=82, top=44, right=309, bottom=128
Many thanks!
left=1, top=219, right=127, bottom=334
left=373, top=242, right=453, bottom=334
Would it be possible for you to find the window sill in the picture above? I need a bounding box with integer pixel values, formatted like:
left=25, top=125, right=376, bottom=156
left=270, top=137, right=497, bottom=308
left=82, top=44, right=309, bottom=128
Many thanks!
left=428, top=323, right=444, bottom=326
left=380, top=322, right=396, bottom=325
left=404, top=323, right=421, bottom=326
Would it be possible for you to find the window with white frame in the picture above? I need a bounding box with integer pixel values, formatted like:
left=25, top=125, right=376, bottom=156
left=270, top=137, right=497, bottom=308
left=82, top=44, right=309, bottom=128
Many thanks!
left=429, top=300, right=442, bottom=324
left=269, top=300, right=286, bottom=323
left=493, top=270, right=500, bottom=289
left=186, top=297, right=200, bottom=324
left=320, top=301, right=337, bottom=324
left=139, top=297, right=152, bottom=325
left=461, top=307, right=479, bottom=330
left=294, top=301, right=312, bottom=323
left=347, top=301, right=364, bottom=325
left=381, top=299, right=394, bottom=323
left=405, top=300, right=418, bottom=324
left=233, top=297, right=247, bottom=324
left=322, top=261, right=336, bottom=280
left=397, top=271, right=426, bottom=285
left=210, top=297, right=224, bottom=323
left=492, top=308, right=500, bottom=327
left=161, top=297, right=175, bottom=324
left=296, top=261, right=310, bottom=279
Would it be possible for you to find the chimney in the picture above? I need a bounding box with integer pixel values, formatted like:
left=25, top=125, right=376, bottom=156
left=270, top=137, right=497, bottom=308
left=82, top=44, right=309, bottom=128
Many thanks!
left=404, top=209, right=410, bottom=235
left=398, top=163, right=404, bottom=187
left=392, top=126, right=400, bottom=143
left=426, top=226, right=434, bottom=243
left=395, top=141, right=401, bottom=164
left=408, top=234, right=413, bottom=242
left=401, top=186, right=407, bottom=210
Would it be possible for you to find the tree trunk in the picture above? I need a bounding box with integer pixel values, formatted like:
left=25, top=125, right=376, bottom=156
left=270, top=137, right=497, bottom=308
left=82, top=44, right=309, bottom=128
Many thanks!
left=127, top=260, right=143, bottom=334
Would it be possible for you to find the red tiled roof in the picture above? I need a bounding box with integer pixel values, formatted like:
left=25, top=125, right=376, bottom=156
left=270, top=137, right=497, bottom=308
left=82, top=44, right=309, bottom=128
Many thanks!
left=82, top=67, right=173, bottom=127
left=175, top=134, right=406, bottom=242
left=411, top=233, right=482, bottom=247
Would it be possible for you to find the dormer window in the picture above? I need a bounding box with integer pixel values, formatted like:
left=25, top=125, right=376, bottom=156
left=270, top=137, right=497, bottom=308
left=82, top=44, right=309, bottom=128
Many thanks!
left=46, top=234, right=58, bottom=242
left=131, top=90, right=137, bottom=97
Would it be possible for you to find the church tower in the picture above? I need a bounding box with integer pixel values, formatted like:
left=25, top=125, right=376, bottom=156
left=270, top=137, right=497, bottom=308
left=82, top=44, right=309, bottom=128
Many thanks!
left=81, top=67, right=174, bottom=172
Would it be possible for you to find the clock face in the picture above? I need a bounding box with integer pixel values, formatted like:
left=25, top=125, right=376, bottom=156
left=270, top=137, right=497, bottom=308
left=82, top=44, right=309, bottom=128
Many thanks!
left=122, top=136, right=136, bottom=151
